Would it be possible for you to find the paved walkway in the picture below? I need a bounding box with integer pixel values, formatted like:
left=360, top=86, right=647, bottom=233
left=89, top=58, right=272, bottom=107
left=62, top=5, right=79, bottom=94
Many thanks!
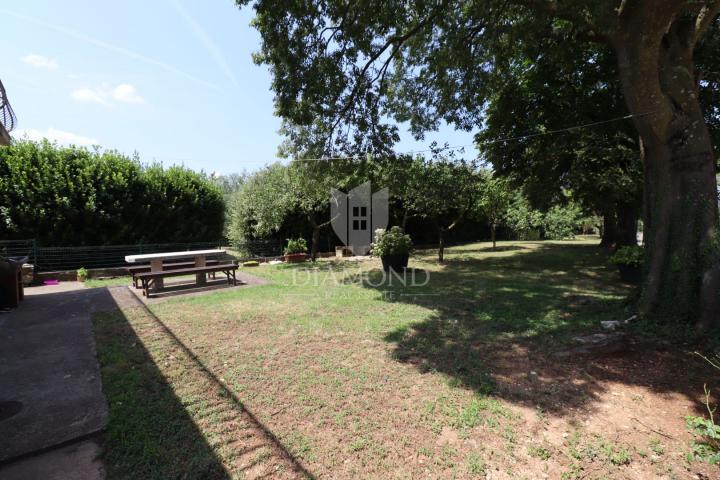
left=0, top=282, right=114, bottom=478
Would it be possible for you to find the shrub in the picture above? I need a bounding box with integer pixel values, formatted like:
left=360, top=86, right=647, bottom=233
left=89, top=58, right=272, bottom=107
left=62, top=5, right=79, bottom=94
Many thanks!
left=542, top=203, right=583, bottom=240
left=0, top=140, right=224, bottom=245
left=284, top=238, right=308, bottom=255
left=504, top=193, right=543, bottom=240
left=609, top=246, right=644, bottom=266
left=685, top=352, right=720, bottom=465
left=77, top=267, right=88, bottom=279
left=371, top=227, right=413, bottom=257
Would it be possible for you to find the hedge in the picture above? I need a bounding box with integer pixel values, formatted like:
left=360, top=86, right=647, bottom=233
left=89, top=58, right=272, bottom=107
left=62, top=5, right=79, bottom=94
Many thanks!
left=0, top=140, right=224, bottom=246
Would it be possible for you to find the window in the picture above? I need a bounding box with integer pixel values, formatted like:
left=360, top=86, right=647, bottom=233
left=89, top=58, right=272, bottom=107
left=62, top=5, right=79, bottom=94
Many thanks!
left=351, top=204, right=368, bottom=231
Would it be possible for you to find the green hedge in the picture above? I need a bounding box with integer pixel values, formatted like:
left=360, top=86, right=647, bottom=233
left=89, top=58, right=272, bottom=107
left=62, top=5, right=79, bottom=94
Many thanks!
left=0, top=140, right=224, bottom=246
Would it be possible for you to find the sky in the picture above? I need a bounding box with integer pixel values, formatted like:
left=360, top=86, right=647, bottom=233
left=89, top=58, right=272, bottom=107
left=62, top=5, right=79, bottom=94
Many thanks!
left=1, top=0, right=476, bottom=174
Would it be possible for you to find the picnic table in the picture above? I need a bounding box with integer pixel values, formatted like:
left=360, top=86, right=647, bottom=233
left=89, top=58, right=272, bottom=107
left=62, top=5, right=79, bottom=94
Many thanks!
left=125, top=249, right=226, bottom=292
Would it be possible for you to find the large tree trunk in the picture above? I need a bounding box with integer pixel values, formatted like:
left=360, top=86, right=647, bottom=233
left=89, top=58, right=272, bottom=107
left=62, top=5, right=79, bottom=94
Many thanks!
left=438, top=228, right=445, bottom=263
left=614, top=13, right=720, bottom=329
left=308, top=214, right=321, bottom=261
left=600, top=211, right=618, bottom=248
left=615, top=202, right=639, bottom=247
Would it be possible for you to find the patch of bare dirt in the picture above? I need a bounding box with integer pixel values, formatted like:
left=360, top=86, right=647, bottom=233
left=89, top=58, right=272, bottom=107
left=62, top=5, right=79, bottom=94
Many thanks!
left=147, top=306, right=720, bottom=479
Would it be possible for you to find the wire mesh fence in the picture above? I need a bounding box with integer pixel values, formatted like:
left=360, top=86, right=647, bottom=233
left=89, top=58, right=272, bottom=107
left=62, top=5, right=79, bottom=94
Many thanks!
left=0, top=239, right=35, bottom=264
left=0, top=239, right=284, bottom=272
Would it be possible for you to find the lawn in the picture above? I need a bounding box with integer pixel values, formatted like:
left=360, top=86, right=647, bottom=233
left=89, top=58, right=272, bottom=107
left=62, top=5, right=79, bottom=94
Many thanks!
left=92, top=238, right=720, bottom=479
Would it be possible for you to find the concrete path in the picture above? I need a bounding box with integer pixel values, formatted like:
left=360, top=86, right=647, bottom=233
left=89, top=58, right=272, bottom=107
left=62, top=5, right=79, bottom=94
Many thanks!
left=0, top=282, right=114, bottom=475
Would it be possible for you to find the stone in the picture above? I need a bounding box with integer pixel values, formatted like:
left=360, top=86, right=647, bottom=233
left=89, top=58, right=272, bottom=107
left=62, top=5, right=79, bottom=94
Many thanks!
left=601, top=320, right=621, bottom=330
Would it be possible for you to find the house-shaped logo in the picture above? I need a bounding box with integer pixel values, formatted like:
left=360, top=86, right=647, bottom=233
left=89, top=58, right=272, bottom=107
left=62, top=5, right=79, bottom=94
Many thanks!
left=330, top=182, right=389, bottom=255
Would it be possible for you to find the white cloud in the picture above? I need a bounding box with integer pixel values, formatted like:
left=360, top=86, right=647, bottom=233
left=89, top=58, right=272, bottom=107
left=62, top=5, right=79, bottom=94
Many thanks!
left=111, top=84, right=145, bottom=104
left=71, top=83, right=146, bottom=106
left=21, top=54, right=58, bottom=70
left=14, top=128, right=99, bottom=146
left=71, top=87, right=111, bottom=106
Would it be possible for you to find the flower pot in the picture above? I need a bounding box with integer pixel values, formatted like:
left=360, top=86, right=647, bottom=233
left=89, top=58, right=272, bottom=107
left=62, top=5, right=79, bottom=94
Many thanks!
left=284, top=253, right=308, bottom=263
left=77, top=275, right=86, bottom=282
left=617, top=264, right=642, bottom=283
left=381, top=254, right=409, bottom=272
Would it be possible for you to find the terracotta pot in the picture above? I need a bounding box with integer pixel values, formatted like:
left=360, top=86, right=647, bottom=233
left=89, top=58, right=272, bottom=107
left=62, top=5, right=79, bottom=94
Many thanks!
left=381, top=254, right=409, bottom=272
left=617, top=264, right=642, bottom=283
left=284, top=253, right=308, bottom=263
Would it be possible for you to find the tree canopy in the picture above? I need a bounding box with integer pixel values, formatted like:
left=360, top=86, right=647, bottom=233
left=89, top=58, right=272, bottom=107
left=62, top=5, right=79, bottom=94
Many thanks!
left=239, top=0, right=720, bottom=328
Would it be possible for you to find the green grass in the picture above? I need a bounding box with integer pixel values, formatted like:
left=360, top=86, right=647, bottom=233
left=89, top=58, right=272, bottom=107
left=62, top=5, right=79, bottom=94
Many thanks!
left=85, top=276, right=133, bottom=288
left=93, top=238, right=650, bottom=479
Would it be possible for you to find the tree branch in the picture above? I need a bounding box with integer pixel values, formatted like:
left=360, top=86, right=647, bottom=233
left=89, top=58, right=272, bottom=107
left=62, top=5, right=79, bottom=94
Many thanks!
left=694, top=0, right=720, bottom=44
left=330, top=1, right=450, bottom=134
left=517, top=0, right=612, bottom=43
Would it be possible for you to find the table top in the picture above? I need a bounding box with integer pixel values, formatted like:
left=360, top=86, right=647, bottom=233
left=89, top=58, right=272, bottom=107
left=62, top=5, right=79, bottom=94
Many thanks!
left=125, top=249, right=225, bottom=263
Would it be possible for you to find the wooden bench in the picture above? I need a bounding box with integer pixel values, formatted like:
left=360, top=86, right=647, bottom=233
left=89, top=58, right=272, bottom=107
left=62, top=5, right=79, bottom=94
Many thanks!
left=135, top=263, right=239, bottom=298
left=128, top=259, right=220, bottom=288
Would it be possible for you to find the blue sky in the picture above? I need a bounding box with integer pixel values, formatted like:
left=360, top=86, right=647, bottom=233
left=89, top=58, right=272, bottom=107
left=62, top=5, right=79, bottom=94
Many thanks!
left=2, top=0, right=475, bottom=174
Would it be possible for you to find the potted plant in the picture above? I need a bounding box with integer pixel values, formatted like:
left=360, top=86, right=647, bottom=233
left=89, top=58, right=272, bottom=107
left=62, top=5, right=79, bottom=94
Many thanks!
left=284, top=238, right=309, bottom=263
left=371, top=226, right=413, bottom=272
left=77, top=267, right=88, bottom=282
left=609, top=246, right=644, bottom=283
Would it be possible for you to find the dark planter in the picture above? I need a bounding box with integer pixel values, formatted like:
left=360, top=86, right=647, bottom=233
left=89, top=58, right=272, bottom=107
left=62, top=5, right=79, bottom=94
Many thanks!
left=284, top=253, right=308, bottom=263
left=381, top=254, right=409, bottom=272
left=617, top=264, right=642, bottom=283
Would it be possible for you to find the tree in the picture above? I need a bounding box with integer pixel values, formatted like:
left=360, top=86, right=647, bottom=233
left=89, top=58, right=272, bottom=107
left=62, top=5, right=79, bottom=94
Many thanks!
left=476, top=37, right=642, bottom=248
left=504, top=193, right=544, bottom=241
left=227, top=163, right=293, bottom=245
left=239, top=0, right=720, bottom=328
left=403, top=158, right=479, bottom=262
left=227, top=158, right=357, bottom=260
left=476, top=173, right=512, bottom=250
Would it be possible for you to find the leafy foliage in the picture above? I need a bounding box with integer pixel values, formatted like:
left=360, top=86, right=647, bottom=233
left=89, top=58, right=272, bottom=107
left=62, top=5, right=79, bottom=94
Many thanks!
left=504, top=193, right=544, bottom=241
left=371, top=226, right=413, bottom=257
left=542, top=202, right=584, bottom=240
left=284, top=238, right=308, bottom=255
left=228, top=163, right=293, bottom=243
left=685, top=415, right=720, bottom=464
left=685, top=353, right=720, bottom=465
left=0, top=140, right=224, bottom=245
left=609, top=246, right=644, bottom=267
left=476, top=173, right=512, bottom=246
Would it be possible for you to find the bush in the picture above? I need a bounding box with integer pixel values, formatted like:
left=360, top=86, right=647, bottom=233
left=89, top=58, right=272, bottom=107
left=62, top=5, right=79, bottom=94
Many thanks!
left=0, top=140, right=224, bottom=245
left=371, top=227, right=413, bottom=256
left=504, top=194, right=543, bottom=240
left=541, top=203, right=583, bottom=240
left=609, top=246, right=644, bottom=266
left=284, top=238, right=308, bottom=255
left=685, top=353, right=720, bottom=465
